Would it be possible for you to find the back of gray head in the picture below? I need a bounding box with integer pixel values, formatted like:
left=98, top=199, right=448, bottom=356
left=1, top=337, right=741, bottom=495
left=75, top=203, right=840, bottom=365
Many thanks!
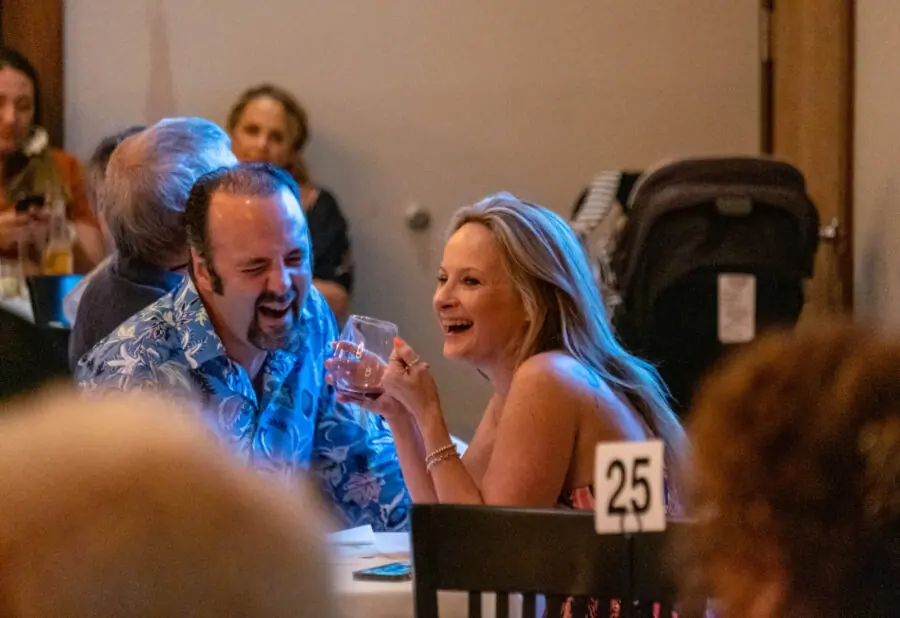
left=101, top=117, right=237, bottom=265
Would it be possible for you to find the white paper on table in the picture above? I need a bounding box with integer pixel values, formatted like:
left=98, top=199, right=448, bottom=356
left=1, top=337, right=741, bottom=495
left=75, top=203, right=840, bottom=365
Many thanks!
left=373, top=532, right=410, bottom=555
left=328, top=524, right=376, bottom=546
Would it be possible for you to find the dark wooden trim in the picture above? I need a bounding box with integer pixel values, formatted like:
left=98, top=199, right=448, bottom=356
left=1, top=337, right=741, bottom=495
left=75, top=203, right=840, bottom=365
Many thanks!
left=770, top=0, right=854, bottom=314
left=760, top=0, right=774, bottom=153
left=843, top=0, right=856, bottom=309
left=0, top=0, right=65, bottom=147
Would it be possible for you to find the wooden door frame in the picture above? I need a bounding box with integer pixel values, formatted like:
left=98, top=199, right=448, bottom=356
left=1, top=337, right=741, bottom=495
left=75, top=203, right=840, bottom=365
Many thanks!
left=762, top=0, right=856, bottom=311
left=846, top=1, right=856, bottom=310
left=0, top=0, right=65, bottom=148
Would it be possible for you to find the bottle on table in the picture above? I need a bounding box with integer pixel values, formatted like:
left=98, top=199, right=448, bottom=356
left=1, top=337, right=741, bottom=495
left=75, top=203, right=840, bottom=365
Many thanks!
left=41, top=195, right=74, bottom=276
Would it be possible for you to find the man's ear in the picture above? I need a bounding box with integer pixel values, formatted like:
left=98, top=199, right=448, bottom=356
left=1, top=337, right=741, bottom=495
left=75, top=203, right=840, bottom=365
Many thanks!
left=191, top=250, right=212, bottom=293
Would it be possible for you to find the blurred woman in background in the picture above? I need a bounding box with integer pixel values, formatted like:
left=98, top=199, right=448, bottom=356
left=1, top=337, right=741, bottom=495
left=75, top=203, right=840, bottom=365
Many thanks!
left=227, top=84, right=353, bottom=323
left=0, top=47, right=104, bottom=274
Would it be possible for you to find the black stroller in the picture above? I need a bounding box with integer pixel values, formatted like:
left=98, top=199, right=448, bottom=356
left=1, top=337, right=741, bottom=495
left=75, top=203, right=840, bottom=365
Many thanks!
left=576, top=157, right=821, bottom=418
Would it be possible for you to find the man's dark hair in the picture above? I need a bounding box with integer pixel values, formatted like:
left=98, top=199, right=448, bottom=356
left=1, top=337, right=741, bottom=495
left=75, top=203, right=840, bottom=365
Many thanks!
left=184, top=162, right=303, bottom=294
left=88, top=125, right=146, bottom=169
left=84, top=125, right=146, bottom=212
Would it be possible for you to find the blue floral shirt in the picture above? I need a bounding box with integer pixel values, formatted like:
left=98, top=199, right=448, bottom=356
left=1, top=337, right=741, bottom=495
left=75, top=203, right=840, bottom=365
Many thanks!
left=75, top=278, right=410, bottom=531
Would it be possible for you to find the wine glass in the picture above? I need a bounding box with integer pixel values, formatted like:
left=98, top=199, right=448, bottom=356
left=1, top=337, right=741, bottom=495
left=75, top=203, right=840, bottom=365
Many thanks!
left=331, top=315, right=398, bottom=400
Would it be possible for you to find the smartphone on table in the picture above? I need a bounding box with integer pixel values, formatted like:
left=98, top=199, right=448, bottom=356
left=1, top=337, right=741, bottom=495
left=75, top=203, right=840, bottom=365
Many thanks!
left=352, top=560, right=412, bottom=582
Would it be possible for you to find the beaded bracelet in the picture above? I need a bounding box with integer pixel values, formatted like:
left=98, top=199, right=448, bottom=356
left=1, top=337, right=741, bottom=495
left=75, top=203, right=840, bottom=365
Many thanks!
left=426, top=443, right=456, bottom=462
left=426, top=448, right=459, bottom=472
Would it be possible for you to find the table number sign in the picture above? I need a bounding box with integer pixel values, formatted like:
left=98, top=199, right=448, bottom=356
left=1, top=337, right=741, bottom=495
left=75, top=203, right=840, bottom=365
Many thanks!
left=594, top=440, right=666, bottom=535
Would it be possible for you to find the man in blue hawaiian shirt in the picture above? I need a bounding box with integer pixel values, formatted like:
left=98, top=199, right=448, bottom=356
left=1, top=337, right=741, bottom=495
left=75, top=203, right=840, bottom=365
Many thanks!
left=76, top=162, right=410, bottom=531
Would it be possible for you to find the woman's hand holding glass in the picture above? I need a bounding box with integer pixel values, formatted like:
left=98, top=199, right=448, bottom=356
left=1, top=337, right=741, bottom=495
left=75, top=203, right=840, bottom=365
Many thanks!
left=325, top=315, right=408, bottom=421
left=325, top=342, right=405, bottom=419
left=325, top=316, right=442, bottom=428
left=381, top=337, right=441, bottom=424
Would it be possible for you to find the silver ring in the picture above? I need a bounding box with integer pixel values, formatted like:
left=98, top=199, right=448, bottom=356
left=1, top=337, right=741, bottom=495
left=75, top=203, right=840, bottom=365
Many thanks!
left=403, top=356, right=422, bottom=374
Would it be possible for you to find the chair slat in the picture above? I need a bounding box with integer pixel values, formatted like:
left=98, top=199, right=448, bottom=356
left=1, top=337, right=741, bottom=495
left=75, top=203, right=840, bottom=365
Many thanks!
left=414, top=588, right=439, bottom=618
left=521, top=592, right=536, bottom=618
left=495, top=593, right=509, bottom=618
left=546, top=595, right=565, bottom=617
left=630, top=600, right=649, bottom=618
left=571, top=595, right=589, bottom=618
left=467, top=591, right=481, bottom=618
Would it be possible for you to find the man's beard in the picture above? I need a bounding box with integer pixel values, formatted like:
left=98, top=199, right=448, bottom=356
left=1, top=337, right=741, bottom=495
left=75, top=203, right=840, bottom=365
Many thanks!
left=247, top=290, right=302, bottom=352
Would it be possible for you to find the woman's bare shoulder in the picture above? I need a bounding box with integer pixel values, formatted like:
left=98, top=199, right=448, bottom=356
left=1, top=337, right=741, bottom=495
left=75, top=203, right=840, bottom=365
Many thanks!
left=507, top=352, right=605, bottom=414
left=513, top=351, right=600, bottom=391
left=514, top=352, right=644, bottom=434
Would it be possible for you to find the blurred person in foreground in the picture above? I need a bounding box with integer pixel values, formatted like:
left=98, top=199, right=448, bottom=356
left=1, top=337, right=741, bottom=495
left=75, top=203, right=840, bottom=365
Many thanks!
left=0, top=389, right=335, bottom=617
left=77, top=162, right=409, bottom=531
left=227, top=84, right=353, bottom=322
left=68, top=118, right=236, bottom=368
left=685, top=323, right=900, bottom=618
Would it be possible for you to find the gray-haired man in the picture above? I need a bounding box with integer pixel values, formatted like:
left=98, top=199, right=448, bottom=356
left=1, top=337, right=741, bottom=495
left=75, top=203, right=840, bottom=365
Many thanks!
left=68, top=117, right=237, bottom=368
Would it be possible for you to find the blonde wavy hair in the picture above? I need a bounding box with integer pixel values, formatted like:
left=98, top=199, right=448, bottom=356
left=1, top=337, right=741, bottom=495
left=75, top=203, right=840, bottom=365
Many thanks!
left=449, top=192, right=685, bottom=458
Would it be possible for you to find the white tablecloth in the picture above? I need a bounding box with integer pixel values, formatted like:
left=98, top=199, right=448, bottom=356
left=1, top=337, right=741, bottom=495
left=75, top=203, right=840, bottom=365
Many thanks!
left=333, top=533, right=523, bottom=618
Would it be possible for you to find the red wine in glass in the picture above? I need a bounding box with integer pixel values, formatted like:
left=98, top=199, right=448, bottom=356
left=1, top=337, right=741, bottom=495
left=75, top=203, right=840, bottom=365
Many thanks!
left=335, top=385, right=385, bottom=401
left=332, top=315, right=396, bottom=402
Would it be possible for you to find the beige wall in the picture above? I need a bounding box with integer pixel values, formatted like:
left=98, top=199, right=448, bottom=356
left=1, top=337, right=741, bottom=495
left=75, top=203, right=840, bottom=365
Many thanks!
left=65, top=0, right=760, bottom=438
left=855, top=0, right=900, bottom=326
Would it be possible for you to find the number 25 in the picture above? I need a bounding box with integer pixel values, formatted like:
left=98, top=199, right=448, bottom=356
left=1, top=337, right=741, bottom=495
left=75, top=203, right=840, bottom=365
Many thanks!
left=606, top=457, right=651, bottom=516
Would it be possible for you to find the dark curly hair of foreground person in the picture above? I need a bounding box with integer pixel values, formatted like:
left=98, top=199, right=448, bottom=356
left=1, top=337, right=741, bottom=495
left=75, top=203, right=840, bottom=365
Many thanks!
left=684, top=322, right=900, bottom=618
